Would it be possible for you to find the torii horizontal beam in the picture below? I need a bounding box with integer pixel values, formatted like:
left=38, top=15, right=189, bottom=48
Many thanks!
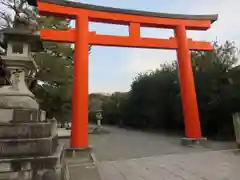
left=36, top=0, right=217, bottom=30
left=40, top=29, right=212, bottom=50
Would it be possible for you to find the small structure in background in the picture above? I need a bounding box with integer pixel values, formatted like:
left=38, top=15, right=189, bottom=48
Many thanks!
left=92, top=109, right=103, bottom=133
left=88, top=96, right=105, bottom=133
left=88, top=98, right=108, bottom=134
left=89, top=107, right=106, bottom=134
left=0, top=22, right=67, bottom=179
left=96, top=110, right=103, bottom=128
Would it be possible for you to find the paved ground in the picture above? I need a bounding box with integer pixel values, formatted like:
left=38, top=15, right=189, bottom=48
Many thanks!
left=60, top=126, right=238, bottom=180
left=65, top=156, right=101, bottom=180
left=98, top=150, right=240, bottom=180
left=89, top=126, right=236, bottom=162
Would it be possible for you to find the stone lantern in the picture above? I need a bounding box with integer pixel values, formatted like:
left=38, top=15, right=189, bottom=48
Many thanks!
left=0, top=27, right=67, bottom=179
left=0, top=27, right=41, bottom=112
left=89, top=109, right=104, bottom=134
left=95, top=109, right=103, bottom=128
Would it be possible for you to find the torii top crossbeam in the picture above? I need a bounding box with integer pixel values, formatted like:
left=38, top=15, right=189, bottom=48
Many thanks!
left=28, top=0, right=217, bottom=24
left=28, top=0, right=217, bottom=50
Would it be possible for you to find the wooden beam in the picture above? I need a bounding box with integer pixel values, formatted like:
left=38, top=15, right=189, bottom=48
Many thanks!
left=38, top=2, right=212, bottom=30
left=129, top=23, right=141, bottom=39
left=40, top=29, right=212, bottom=51
left=40, top=29, right=75, bottom=43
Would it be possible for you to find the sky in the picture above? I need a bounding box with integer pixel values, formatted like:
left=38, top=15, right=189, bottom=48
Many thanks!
left=74, top=0, right=240, bottom=93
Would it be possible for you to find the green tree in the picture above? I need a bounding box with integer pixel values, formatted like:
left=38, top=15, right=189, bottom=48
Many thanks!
left=34, top=16, right=74, bottom=121
left=192, top=41, right=239, bottom=138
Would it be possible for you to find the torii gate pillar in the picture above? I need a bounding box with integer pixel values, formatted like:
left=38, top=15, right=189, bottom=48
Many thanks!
left=71, top=15, right=89, bottom=148
left=175, top=25, right=202, bottom=139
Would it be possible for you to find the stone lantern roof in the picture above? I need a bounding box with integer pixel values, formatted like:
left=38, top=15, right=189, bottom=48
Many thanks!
left=0, top=28, right=43, bottom=52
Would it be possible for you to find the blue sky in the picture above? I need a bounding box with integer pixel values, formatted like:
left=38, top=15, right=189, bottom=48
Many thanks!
left=73, top=0, right=240, bottom=93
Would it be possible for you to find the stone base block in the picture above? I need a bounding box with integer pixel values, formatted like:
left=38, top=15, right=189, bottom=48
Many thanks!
left=0, top=144, right=69, bottom=180
left=13, top=109, right=38, bottom=122
left=65, top=146, right=92, bottom=159
left=12, top=109, right=46, bottom=123
left=0, top=108, right=46, bottom=123
left=0, top=135, right=58, bottom=157
left=181, top=137, right=207, bottom=146
left=0, top=120, right=57, bottom=139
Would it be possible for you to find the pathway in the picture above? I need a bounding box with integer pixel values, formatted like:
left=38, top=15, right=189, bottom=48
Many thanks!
left=98, top=150, right=240, bottom=180
left=92, top=126, right=238, bottom=180
left=60, top=126, right=238, bottom=180
left=90, top=126, right=236, bottom=162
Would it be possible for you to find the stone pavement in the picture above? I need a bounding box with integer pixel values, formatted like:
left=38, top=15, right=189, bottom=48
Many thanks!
left=97, top=150, right=240, bottom=180
left=60, top=126, right=238, bottom=180
left=89, top=126, right=236, bottom=162
left=66, top=157, right=101, bottom=180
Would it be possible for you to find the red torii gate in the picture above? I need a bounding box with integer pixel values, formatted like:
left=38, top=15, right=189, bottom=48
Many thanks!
left=28, top=0, right=218, bottom=149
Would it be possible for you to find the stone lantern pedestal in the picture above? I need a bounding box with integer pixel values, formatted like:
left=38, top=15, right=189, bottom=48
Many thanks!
left=0, top=28, right=68, bottom=180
